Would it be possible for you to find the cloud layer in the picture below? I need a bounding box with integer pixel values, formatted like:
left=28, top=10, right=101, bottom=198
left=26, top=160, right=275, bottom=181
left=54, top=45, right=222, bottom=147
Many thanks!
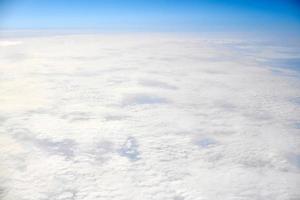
left=0, top=33, right=299, bottom=200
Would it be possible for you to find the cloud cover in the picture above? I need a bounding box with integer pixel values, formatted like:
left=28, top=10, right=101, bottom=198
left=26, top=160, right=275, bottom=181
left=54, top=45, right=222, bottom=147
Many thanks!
left=0, top=33, right=300, bottom=200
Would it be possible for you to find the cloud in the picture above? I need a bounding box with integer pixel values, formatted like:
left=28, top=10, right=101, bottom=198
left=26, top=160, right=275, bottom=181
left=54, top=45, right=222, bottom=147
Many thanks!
left=0, top=33, right=300, bottom=200
left=0, top=41, right=22, bottom=46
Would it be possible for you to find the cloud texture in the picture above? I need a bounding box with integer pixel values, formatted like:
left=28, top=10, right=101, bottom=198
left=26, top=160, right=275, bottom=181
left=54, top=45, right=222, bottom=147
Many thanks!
left=0, top=33, right=300, bottom=200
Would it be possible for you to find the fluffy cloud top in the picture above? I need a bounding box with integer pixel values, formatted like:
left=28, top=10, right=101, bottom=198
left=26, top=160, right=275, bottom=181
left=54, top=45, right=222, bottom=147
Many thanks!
left=0, top=33, right=299, bottom=200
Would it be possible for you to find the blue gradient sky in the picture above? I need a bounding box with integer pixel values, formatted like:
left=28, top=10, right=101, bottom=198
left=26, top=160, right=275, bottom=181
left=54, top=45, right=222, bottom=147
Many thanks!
left=0, top=0, right=300, bottom=32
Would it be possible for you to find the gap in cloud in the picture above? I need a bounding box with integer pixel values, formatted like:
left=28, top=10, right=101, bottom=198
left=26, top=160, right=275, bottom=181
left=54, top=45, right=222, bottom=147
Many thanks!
left=121, top=93, right=170, bottom=107
left=118, top=136, right=140, bottom=161
left=138, top=79, right=178, bottom=90
left=266, top=58, right=300, bottom=74
left=34, top=138, right=78, bottom=159
left=194, top=137, right=218, bottom=149
left=287, top=153, right=300, bottom=169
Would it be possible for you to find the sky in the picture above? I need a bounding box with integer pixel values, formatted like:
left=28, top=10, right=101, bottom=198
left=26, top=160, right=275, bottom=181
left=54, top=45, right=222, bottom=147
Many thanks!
left=0, top=0, right=300, bottom=32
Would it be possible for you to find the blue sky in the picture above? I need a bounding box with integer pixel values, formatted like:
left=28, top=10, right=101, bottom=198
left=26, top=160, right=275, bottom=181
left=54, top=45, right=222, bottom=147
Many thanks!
left=0, top=0, right=299, bottom=32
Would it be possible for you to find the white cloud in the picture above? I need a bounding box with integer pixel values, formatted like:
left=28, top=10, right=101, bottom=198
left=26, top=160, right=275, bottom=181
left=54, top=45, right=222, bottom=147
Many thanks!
left=0, top=33, right=299, bottom=200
